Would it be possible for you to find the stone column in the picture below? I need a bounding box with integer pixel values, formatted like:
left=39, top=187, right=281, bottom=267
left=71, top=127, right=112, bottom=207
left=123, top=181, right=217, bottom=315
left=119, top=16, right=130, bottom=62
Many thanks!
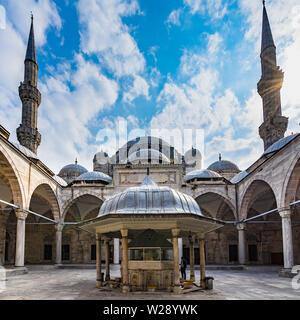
left=178, top=238, right=183, bottom=264
left=55, top=223, right=63, bottom=265
left=199, top=235, right=206, bottom=288
left=96, top=233, right=102, bottom=288
left=104, top=237, right=110, bottom=281
left=279, top=208, right=294, bottom=269
left=15, top=209, right=28, bottom=267
left=172, top=229, right=181, bottom=293
left=237, top=223, right=246, bottom=265
left=121, top=229, right=129, bottom=292
left=113, top=238, right=120, bottom=264
left=189, top=236, right=195, bottom=281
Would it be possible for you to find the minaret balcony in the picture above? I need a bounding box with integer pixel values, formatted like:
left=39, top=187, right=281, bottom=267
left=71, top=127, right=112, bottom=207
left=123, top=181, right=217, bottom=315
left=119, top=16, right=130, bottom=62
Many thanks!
left=257, top=76, right=283, bottom=96
left=18, top=83, right=41, bottom=105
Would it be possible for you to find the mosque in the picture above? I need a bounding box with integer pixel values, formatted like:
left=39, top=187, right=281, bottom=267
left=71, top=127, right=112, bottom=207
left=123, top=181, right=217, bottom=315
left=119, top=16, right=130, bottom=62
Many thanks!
left=0, top=3, right=299, bottom=291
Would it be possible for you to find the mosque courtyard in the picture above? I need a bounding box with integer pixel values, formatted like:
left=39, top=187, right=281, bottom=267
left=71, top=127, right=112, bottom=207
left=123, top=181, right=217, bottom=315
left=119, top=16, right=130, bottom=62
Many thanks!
left=0, top=265, right=299, bottom=300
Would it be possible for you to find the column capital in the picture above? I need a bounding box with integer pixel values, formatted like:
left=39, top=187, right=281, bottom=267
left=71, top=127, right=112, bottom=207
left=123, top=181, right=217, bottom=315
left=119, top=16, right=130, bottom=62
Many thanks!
left=96, top=233, right=102, bottom=241
left=15, top=209, right=28, bottom=220
left=188, top=234, right=196, bottom=243
left=278, top=207, right=292, bottom=218
left=121, top=229, right=128, bottom=238
left=237, top=223, right=246, bottom=231
left=197, top=233, right=205, bottom=240
left=172, top=228, right=180, bottom=237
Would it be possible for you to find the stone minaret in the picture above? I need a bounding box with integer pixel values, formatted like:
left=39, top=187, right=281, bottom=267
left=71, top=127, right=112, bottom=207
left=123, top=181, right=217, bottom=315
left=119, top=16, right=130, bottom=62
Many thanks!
left=17, top=15, right=41, bottom=154
left=257, top=1, right=288, bottom=150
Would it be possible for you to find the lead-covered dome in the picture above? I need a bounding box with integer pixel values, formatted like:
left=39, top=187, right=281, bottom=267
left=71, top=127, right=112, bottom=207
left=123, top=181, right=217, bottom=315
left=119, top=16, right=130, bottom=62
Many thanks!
left=184, top=147, right=202, bottom=172
left=74, top=171, right=112, bottom=184
left=99, top=175, right=202, bottom=216
left=93, top=151, right=110, bottom=164
left=184, top=169, right=222, bottom=182
left=207, top=154, right=239, bottom=172
left=125, top=149, right=170, bottom=164
left=58, top=161, right=88, bottom=184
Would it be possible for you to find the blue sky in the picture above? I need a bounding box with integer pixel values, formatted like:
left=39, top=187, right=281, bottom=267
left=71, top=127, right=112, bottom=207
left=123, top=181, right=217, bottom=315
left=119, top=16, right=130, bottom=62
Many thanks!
left=0, top=0, right=299, bottom=173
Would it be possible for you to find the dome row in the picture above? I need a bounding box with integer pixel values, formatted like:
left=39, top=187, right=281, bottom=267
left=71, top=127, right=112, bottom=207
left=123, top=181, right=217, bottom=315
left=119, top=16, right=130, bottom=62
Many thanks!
left=58, top=162, right=112, bottom=185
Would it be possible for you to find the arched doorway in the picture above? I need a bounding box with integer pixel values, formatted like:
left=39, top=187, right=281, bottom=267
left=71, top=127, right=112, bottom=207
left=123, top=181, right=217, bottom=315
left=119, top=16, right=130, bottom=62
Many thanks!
left=195, top=192, right=236, bottom=264
left=284, top=157, right=300, bottom=264
left=62, top=195, right=103, bottom=264
left=26, top=184, right=59, bottom=264
left=241, top=180, right=280, bottom=265
left=0, top=150, right=24, bottom=266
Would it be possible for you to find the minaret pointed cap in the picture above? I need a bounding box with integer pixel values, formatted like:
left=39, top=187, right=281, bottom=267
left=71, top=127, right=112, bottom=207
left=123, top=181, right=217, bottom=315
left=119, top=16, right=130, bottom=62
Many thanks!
left=261, top=1, right=275, bottom=54
left=25, top=13, right=37, bottom=63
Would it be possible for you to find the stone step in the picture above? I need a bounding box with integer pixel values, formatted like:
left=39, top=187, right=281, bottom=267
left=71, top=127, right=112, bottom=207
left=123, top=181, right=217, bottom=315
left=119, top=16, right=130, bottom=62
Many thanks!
left=55, top=264, right=96, bottom=269
left=2, top=267, right=28, bottom=277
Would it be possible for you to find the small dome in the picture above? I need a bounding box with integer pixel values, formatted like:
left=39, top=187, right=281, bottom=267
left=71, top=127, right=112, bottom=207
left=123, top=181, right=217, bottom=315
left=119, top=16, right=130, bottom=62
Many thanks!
left=58, top=161, right=88, bottom=184
left=93, top=151, right=110, bottom=164
left=125, top=149, right=170, bottom=164
left=230, top=171, right=248, bottom=184
left=184, top=169, right=222, bottom=182
left=184, top=147, right=201, bottom=159
left=184, top=147, right=202, bottom=172
left=207, top=154, right=239, bottom=172
left=99, top=175, right=202, bottom=216
left=74, top=171, right=112, bottom=184
left=263, top=134, right=299, bottom=156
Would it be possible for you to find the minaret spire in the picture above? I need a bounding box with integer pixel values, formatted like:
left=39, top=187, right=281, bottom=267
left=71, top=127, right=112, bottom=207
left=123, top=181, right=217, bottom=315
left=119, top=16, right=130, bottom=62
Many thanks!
left=16, top=14, right=41, bottom=154
left=257, top=2, right=288, bottom=150
left=25, top=13, right=37, bottom=64
left=261, top=1, right=275, bottom=54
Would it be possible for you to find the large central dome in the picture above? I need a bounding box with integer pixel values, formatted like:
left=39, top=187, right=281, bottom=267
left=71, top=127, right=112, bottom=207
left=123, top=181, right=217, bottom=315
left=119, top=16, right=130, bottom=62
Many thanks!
left=98, top=175, right=202, bottom=216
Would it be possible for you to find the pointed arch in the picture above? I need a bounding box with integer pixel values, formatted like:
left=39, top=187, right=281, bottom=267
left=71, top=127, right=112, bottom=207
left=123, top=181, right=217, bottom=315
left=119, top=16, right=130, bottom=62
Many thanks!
left=0, top=145, right=25, bottom=208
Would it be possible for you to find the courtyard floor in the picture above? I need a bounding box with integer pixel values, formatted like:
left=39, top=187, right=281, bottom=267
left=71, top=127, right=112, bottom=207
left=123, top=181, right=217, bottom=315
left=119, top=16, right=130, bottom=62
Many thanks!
left=0, top=265, right=299, bottom=300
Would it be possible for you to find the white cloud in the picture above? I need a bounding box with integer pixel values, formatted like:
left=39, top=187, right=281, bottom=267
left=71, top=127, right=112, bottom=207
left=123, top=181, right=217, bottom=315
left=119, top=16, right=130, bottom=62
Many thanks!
left=0, top=1, right=119, bottom=173
left=0, top=0, right=61, bottom=136
left=183, top=0, right=227, bottom=19
left=5, top=0, right=61, bottom=46
left=207, top=32, right=223, bottom=55
left=166, top=9, right=182, bottom=27
left=38, top=55, right=119, bottom=172
left=123, top=75, right=150, bottom=103
left=239, top=0, right=300, bottom=135
left=150, top=31, right=263, bottom=169
left=154, top=1, right=300, bottom=169
left=149, top=46, right=159, bottom=63
left=77, top=0, right=145, bottom=78
left=184, top=0, right=204, bottom=15
left=77, top=0, right=149, bottom=103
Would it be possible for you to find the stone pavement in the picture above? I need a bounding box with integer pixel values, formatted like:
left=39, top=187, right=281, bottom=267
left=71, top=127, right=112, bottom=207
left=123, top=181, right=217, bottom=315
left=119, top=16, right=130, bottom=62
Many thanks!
left=0, top=265, right=299, bottom=300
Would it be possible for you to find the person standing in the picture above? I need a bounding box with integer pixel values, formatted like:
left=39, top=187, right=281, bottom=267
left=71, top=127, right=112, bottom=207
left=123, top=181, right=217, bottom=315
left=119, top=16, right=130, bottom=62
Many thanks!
left=180, top=257, right=187, bottom=280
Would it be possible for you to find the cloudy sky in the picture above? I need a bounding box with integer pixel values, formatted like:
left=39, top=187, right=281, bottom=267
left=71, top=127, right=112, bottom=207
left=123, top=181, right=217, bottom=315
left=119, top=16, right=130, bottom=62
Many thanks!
left=0, top=0, right=299, bottom=174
